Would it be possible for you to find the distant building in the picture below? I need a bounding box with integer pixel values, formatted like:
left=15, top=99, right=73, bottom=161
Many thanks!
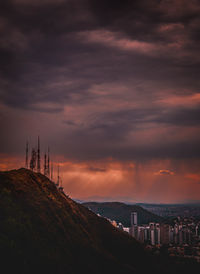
left=137, top=226, right=145, bottom=242
left=131, top=212, right=138, bottom=226
left=118, top=223, right=124, bottom=231
left=169, top=227, right=174, bottom=243
left=130, top=212, right=138, bottom=239
left=129, top=225, right=136, bottom=237
left=155, top=223, right=161, bottom=245
left=150, top=229, right=155, bottom=245
left=149, top=223, right=155, bottom=245
left=111, top=220, right=117, bottom=227
left=144, top=227, right=149, bottom=243
left=123, top=227, right=130, bottom=233
left=160, top=224, right=170, bottom=245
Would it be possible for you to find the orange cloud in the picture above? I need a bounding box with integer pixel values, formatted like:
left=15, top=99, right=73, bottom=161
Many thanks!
left=185, top=173, right=200, bottom=181
left=78, top=29, right=185, bottom=58
left=159, top=92, right=200, bottom=107
left=0, top=154, right=24, bottom=171
left=1, top=155, right=200, bottom=203
left=154, top=169, right=175, bottom=176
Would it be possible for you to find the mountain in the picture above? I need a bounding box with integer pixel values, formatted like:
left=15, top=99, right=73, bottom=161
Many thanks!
left=82, top=202, right=163, bottom=226
left=0, top=168, right=199, bottom=274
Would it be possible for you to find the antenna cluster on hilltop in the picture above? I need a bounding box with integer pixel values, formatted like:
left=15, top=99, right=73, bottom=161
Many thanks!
left=25, top=137, right=64, bottom=193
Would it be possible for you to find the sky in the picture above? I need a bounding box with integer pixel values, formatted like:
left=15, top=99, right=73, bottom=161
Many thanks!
left=0, top=0, right=200, bottom=203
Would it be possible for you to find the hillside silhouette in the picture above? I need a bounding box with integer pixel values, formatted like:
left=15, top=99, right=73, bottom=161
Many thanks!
left=0, top=168, right=199, bottom=274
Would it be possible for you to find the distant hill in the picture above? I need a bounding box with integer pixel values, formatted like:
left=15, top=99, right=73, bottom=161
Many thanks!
left=137, top=203, right=200, bottom=218
left=82, top=202, right=163, bottom=226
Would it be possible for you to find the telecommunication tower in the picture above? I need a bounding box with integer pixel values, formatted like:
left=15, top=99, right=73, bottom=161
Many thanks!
left=51, top=162, right=53, bottom=181
left=56, top=165, right=60, bottom=187
left=30, top=148, right=36, bottom=171
left=47, top=147, right=50, bottom=176
left=44, top=151, right=47, bottom=176
left=37, top=136, right=41, bottom=173
left=25, top=141, right=29, bottom=168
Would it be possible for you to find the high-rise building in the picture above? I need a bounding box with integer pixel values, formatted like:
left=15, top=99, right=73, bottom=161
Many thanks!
left=137, top=227, right=145, bottom=243
left=129, top=225, right=138, bottom=238
left=144, top=227, right=149, bottom=242
left=130, top=212, right=138, bottom=239
left=149, top=223, right=155, bottom=245
left=131, top=212, right=138, bottom=226
left=155, top=223, right=161, bottom=245
left=150, top=229, right=155, bottom=245
left=160, top=224, right=170, bottom=245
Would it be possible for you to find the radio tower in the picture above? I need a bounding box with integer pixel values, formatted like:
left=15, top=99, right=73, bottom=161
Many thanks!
left=30, top=148, right=36, bottom=171
left=56, top=165, right=60, bottom=187
left=44, top=151, right=47, bottom=176
left=59, top=177, right=64, bottom=192
left=25, top=141, right=29, bottom=168
left=37, top=136, right=41, bottom=173
left=47, top=147, right=50, bottom=177
left=51, top=162, right=53, bottom=181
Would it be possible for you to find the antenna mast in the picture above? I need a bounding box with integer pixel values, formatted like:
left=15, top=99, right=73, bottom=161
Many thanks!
left=51, top=162, right=53, bottom=181
left=58, top=168, right=64, bottom=191
left=25, top=141, right=29, bottom=168
left=44, top=151, right=47, bottom=176
left=37, top=136, right=40, bottom=173
left=47, top=147, right=50, bottom=177
left=30, top=148, right=36, bottom=171
left=56, top=164, right=60, bottom=186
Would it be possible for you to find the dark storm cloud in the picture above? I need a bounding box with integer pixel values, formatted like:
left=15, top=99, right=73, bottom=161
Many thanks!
left=98, top=106, right=200, bottom=128
left=1, top=0, right=200, bottom=161
left=59, top=104, right=200, bottom=161
left=66, top=104, right=200, bottom=147
left=89, top=0, right=200, bottom=45
left=57, top=129, right=200, bottom=161
left=156, top=107, right=200, bottom=126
